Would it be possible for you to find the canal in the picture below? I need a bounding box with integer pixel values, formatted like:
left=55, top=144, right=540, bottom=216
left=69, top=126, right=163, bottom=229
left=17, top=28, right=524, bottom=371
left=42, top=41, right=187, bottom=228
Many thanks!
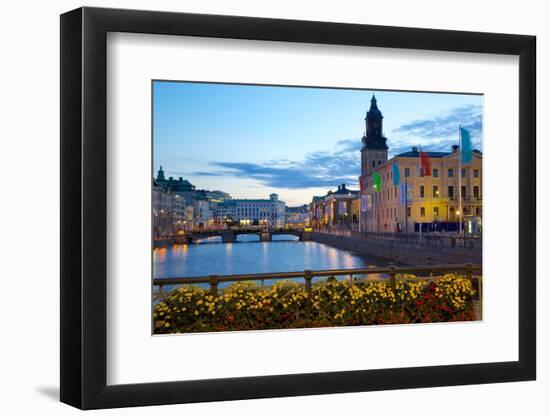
left=153, top=234, right=387, bottom=289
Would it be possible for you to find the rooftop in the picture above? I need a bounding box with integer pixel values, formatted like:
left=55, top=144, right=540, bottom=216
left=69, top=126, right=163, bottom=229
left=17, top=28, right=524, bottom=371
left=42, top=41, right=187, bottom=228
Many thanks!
left=395, top=145, right=482, bottom=159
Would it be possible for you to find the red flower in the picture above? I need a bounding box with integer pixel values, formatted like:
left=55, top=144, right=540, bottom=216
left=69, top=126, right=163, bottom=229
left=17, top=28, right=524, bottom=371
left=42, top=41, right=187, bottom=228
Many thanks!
left=415, top=300, right=425, bottom=306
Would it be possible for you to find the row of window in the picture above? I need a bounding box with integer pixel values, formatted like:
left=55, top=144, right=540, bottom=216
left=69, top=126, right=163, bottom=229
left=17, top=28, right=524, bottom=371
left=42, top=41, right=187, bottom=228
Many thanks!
left=367, top=205, right=482, bottom=220
left=372, top=184, right=481, bottom=203
left=419, top=185, right=481, bottom=199
left=404, top=167, right=479, bottom=178
left=365, top=167, right=480, bottom=190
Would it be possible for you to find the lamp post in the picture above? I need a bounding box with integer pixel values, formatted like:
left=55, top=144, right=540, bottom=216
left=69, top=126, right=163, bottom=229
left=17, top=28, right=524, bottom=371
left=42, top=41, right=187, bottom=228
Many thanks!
left=455, top=209, right=460, bottom=235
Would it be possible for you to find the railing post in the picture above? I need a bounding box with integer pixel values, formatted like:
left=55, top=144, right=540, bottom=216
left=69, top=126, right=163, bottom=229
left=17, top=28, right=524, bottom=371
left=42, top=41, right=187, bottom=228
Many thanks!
left=427, top=257, right=433, bottom=278
left=304, top=270, right=313, bottom=296
left=158, top=284, right=164, bottom=295
left=209, top=275, right=219, bottom=296
left=465, top=263, right=473, bottom=281
left=388, top=264, right=396, bottom=288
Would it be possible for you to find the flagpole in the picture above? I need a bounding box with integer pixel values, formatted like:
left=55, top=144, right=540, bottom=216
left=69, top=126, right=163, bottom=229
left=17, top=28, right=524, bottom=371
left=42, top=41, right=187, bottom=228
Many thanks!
left=405, top=172, right=408, bottom=236
left=418, top=145, right=422, bottom=242
left=458, top=125, right=463, bottom=236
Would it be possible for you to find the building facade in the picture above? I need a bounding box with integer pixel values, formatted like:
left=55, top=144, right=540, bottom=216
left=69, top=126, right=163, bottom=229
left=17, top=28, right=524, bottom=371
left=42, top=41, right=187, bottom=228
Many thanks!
left=154, top=166, right=233, bottom=230
left=308, top=184, right=360, bottom=230
left=216, top=193, right=286, bottom=228
left=285, top=205, right=310, bottom=228
left=152, top=184, right=190, bottom=237
left=358, top=97, right=483, bottom=234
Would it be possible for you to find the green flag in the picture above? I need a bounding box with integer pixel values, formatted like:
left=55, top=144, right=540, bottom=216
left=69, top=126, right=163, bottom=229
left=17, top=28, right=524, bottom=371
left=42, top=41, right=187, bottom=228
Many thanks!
left=373, top=172, right=382, bottom=192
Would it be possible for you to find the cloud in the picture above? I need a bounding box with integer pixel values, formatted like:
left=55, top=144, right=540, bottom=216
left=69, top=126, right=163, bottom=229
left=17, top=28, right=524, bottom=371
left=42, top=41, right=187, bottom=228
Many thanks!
left=190, top=140, right=362, bottom=190
left=392, top=104, right=482, bottom=154
left=185, top=105, right=483, bottom=189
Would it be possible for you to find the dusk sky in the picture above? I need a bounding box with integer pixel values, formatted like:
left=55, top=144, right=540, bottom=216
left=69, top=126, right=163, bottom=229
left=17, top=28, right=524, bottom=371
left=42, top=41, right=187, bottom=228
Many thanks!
left=153, top=81, right=482, bottom=206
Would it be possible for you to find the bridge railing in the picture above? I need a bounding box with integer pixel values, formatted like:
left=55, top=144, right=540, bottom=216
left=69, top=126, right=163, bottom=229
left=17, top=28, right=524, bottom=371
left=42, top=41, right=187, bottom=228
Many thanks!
left=154, top=263, right=482, bottom=316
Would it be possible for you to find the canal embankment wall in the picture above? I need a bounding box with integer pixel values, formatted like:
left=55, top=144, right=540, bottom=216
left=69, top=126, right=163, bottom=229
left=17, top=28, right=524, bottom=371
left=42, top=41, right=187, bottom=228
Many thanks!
left=311, top=232, right=482, bottom=266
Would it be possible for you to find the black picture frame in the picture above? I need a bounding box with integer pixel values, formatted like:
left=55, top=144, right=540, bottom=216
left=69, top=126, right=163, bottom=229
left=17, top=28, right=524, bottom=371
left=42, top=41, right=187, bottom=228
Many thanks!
left=60, top=6, right=536, bottom=410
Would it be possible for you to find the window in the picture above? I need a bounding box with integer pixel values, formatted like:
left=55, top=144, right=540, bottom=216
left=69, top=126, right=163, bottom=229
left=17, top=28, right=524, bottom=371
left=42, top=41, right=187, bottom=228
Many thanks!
left=434, top=207, right=439, bottom=217
left=473, top=186, right=480, bottom=198
left=407, top=207, right=411, bottom=217
left=476, top=207, right=481, bottom=216
left=448, top=185, right=454, bottom=198
left=419, top=185, right=425, bottom=198
left=372, top=160, right=375, bottom=167
left=378, top=160, right=382, bottom=165
left=420, top=207, right=426, bottom=217
left=461, top=185, right=466, bottom=198
left=448, top=168, right=454, bottom=177
left=433, top=185, right=439, bottom=198
left=474, top=169, right=479, bottom=178
left=433, top=168, right=439, bottom=177
left=405, top=167, right=411, bottom=177
left=461, top=168, right=467, bottom=178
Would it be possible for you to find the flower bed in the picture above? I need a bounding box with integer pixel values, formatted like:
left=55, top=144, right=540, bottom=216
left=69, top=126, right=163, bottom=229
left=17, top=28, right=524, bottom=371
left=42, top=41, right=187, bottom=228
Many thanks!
left=153, top=273, right=478, bottom=334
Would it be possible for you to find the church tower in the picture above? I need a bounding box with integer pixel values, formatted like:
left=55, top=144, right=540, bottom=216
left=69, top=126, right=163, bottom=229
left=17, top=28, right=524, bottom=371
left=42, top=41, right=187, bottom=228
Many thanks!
left=361, top=95, right=389, bottom=176
left=156, top=165, right=166, bottom=181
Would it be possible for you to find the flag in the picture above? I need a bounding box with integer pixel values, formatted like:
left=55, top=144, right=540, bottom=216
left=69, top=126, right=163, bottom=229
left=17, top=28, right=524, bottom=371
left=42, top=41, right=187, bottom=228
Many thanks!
left=460, top=126, right=473, bottom=164
left=359, top=176, right=364, bottom=193
left=338, top=201, right=347, bottom=215
left=399, top=184, right=412, bottom=205
left=373, top=172, right=381, bottom=192
left=399, top=184, right=407, bottom=205
left=361, top=195, right=367, bottom=212
left=420, top=149, right=431, bottom=176
left=392, top=161, right=400, bottom=186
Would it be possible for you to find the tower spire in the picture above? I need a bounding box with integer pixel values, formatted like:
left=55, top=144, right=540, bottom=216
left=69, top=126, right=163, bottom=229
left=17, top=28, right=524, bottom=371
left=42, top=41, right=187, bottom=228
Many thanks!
left=157, top=165, right=165, bottom=181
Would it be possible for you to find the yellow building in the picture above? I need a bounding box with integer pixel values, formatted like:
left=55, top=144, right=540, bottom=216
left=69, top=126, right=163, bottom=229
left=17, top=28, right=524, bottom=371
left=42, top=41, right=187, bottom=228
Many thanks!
left=358, top=96, right=482, bottom=234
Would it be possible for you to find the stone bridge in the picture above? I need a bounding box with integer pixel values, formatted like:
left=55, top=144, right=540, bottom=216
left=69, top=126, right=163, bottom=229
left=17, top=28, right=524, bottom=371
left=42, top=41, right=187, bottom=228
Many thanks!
left=180, top=228, right=312, bottom=244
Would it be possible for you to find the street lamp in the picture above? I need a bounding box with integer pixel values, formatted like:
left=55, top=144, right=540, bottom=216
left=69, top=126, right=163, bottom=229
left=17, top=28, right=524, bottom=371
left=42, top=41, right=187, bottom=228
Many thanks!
left=455, top=210, right=460, bottom=234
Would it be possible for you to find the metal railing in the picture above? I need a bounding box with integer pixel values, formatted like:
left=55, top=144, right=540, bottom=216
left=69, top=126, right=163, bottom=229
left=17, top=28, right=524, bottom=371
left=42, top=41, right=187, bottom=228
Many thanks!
left=154, top=263, right=482, bottom=303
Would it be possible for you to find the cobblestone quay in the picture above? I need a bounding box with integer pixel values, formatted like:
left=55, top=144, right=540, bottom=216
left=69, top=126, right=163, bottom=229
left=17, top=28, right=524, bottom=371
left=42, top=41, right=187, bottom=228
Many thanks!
left=311, top=232, right=482, bottom=265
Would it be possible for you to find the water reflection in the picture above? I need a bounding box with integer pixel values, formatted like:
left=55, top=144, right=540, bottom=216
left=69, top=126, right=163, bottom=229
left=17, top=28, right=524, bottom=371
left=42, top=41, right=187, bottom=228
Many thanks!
left=154, top=238, right=387, bottom=289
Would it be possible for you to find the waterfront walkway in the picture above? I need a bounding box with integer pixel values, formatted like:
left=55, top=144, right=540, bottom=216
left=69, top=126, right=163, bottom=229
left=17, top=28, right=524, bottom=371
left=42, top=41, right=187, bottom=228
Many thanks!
left=311, top=230, right=482, bottom=265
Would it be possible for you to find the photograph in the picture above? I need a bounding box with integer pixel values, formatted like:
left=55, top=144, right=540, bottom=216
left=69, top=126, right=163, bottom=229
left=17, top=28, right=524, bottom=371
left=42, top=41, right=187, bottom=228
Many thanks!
left=152, top=81, right=483, bottom=334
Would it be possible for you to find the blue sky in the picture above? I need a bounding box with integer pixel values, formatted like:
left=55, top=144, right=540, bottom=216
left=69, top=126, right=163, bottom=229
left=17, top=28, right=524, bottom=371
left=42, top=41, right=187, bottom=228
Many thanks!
left=153, top=81, right=482, bottom=206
